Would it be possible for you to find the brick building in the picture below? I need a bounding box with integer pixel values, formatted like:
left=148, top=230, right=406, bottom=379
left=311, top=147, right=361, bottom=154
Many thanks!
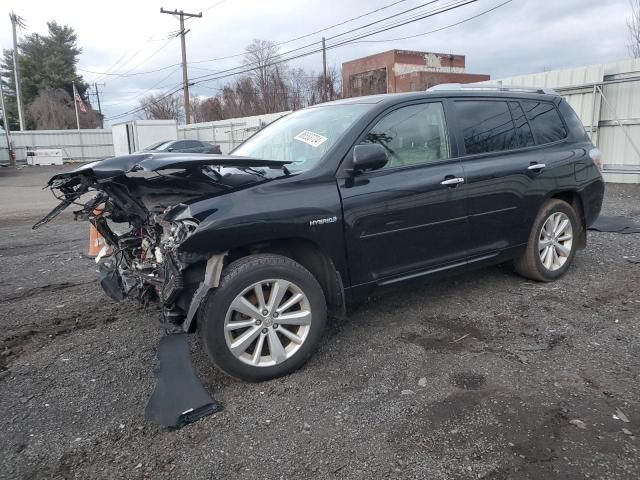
left=342, top=49, right=490, bottom=97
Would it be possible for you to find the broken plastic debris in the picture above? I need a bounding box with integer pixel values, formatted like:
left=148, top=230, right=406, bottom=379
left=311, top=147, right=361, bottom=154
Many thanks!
left=145, top=334, right=220, bottom=428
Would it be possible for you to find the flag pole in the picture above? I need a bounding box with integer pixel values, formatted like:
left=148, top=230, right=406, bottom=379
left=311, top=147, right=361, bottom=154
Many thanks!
left=72, top=81, right=80, bottom=130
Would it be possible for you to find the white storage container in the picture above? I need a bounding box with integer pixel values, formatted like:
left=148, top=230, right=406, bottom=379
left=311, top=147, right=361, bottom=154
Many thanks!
left=26, top=149, right=64, bottom=165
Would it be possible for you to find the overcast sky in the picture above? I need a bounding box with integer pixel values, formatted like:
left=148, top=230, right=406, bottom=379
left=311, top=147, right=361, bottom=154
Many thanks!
left=0, top=0, right=634, bottom=124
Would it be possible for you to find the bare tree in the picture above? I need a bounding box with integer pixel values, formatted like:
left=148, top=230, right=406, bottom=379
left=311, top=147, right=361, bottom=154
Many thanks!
left=244, top=39, right=280, bottom=113
left=629, top=0, right=640, bottom=58
left=326, top=67, right=342, bottom=101
left=186, top=39, right=343, bottom=122
left=26, top=87, right=100, bottom=129
left=138, top=93, right=183, bottom=121
left=190, top=96, right=224, bottom=122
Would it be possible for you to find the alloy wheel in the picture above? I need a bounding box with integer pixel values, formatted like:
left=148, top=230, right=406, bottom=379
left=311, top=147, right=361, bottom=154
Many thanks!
left=538, top=212, right=573, bottom=271
left=224, top=279, right=312, bottom=367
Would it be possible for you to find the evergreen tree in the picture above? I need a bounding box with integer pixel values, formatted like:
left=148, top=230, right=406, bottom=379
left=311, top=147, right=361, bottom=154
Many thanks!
left=0, top=21, right=98, bottom=130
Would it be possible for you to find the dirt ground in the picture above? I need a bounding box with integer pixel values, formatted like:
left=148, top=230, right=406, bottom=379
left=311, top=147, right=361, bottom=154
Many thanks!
left=1, top=165, right=639, bottom=480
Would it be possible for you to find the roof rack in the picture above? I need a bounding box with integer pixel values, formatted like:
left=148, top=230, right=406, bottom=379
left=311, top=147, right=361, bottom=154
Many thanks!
left=426, top=83, right=558, bottom=95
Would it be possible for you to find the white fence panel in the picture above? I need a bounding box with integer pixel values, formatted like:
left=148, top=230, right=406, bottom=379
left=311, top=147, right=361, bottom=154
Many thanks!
left=1, top=111, right=290, bottom=163
left=0, top=129, right=114, bottom=163
left=178, top=111, right=290, bottom=153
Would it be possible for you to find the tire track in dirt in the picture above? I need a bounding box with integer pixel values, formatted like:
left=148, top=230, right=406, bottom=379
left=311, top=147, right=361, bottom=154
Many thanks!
left=0, top=282, right=85, bottom=304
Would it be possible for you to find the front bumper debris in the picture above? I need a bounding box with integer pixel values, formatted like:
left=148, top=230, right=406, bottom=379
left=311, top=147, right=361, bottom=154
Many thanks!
left=145, top=334, right=221, bottom=428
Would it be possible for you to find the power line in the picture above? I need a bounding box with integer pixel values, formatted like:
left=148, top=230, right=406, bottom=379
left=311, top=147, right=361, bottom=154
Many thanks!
left=189, top=0, right=476, bottom=85
left=187, top=0, right=453, bottom=85
left=105, top=66, right=183, bottom=106
left=82, top=0, right=416, bottom=78
left=353, top=0, right=513, bottom=42
left=78, top=63, right=181, bottom=77
left=187, top=0, right=435, bottom=66
left=188, top=0, right=414, bottom=65
left=106, top=0, right=482, bottom=120
left=202, top=0, right=229, bottom=13
left=105, top=85, right=183, bottom=121
left=91, top=34, right=162, bottom=83
left=107, top=0, right=473, bottom=120
left=103, top=0, right=432, bottom=114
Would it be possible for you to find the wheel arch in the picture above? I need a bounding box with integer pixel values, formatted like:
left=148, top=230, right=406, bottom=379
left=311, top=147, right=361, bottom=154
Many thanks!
left=226, top=238, right=346, bottom=319
left=549, top=190, right=586, bottom=249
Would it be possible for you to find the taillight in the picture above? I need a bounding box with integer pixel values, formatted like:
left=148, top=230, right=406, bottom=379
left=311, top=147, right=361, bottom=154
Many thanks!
left=589, top=148, right=603, bottom=171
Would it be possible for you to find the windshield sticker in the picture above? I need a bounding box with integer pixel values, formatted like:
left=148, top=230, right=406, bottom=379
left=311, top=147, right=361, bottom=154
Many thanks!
left=294, top=130, right=328, bottom=148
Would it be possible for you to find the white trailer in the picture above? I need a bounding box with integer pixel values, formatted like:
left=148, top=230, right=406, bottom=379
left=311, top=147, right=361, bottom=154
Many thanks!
left=111, top=120, right=178, bottom=156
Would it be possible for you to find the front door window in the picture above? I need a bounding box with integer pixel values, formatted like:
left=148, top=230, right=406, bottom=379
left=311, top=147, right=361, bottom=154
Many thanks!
left=359, top=102, right=450, bottom=169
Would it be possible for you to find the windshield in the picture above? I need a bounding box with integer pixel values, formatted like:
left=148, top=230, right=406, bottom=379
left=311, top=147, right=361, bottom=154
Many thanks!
left=144, top=140, right=174, bottom=151
left=232, top=104, right=370, bottom=172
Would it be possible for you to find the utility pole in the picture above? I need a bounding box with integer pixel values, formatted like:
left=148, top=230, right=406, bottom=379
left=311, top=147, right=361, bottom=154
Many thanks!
left=160, top=7, right=202, bottom=124
left=9, top=12, right=26, bottom=131
left=322, top=37, right=328, bottom=102
left=94, top=82, right=105, bottom=128
left=0, top=80, right=15, bottom=166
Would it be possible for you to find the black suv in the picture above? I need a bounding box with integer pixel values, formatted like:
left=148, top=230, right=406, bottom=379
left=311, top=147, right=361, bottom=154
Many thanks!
left=36, top=87, right=604, bottom=381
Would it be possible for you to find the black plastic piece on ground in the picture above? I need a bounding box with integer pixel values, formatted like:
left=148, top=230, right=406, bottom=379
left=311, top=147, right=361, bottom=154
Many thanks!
left=588, top=215, right=640, bottom=234
left=145, top=334, right=221, bottom=428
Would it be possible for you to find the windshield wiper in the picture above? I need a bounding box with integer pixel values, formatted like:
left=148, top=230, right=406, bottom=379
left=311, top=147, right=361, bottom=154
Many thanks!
left=238, top=166, right=267, bottom=177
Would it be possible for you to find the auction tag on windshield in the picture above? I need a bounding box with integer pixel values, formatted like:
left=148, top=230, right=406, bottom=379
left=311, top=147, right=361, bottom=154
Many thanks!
left=294, top=130, right=328, bottom=148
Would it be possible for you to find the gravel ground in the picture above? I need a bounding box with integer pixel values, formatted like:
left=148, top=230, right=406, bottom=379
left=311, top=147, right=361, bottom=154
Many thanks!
left=1, top=165, right=639, bottom=480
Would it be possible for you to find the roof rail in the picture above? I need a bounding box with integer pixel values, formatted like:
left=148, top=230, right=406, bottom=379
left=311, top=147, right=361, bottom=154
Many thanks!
left=426, top=83, right=558, bottom=95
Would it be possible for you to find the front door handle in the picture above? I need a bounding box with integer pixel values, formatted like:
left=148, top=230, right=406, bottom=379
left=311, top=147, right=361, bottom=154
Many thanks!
left=440, top=177, right=465, bottom=186
left=527, top=163, right=546, bottom=171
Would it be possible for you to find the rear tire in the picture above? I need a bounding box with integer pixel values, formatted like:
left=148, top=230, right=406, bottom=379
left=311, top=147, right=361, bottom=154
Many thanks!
left=198, top=254, right=326, bottom=382
left=514, top=199, right=578, bottom=282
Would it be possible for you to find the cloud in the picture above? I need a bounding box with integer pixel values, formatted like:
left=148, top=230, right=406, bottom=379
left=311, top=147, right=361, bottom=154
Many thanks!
left=0, top=0, right=633, bottom=123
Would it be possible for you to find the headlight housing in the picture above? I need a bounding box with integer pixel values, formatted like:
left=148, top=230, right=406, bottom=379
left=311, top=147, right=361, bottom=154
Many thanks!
left=170, top=218, right=199, bottom=245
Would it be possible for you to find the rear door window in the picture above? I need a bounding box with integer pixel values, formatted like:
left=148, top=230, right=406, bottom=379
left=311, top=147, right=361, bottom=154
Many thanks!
left=454, top=101, right=517, bottom=155
left=509, top=102, right=535, bottom=148
left=521, top=101, right=567, bottom=144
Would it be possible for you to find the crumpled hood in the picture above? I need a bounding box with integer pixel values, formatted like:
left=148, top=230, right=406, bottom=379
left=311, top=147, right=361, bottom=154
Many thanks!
left=34, top=153, right=292, bottom=229
left=46, top=152, right=291, bottom=184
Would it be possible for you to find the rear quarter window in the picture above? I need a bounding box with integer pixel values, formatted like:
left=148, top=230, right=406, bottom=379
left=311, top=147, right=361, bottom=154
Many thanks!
left=521, top=101, right=567, bottom=144
left=558, top=100, right=590, bottom=142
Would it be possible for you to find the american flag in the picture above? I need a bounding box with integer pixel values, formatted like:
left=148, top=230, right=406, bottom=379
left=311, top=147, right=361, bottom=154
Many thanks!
left=73, top=85, right=87, bottom=113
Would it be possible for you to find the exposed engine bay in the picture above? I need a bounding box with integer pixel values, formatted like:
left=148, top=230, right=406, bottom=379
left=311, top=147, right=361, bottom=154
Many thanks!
left=34, top=153, right=290, bottom=330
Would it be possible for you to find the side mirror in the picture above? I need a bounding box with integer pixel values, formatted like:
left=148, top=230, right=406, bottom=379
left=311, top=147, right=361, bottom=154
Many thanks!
left=166, top=147, right=174, bottom=152
left=352, top=144, right=388, bottom=173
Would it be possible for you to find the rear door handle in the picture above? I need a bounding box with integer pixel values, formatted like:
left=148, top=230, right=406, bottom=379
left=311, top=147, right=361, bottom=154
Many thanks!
left=527, top=163, right=546, bottom=171
left=440, top=177, right=465, bottom=186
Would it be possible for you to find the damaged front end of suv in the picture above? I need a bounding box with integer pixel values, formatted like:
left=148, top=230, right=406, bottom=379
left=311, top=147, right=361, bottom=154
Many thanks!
left=34, top=153, right=291, bottom=332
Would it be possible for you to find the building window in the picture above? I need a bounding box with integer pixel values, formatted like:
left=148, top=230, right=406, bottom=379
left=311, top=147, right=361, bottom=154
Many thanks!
left=348, top=67, right=387, bottom=97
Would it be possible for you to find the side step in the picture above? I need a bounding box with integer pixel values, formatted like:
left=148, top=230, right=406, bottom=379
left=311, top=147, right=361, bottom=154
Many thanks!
left=145, top=334, right=221, bottom=428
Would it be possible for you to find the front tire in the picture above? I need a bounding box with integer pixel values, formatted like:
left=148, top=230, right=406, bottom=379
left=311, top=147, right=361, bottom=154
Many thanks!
left=514, top=199, right=579, bottom=282
left=198, top=254, right=326, bottom=382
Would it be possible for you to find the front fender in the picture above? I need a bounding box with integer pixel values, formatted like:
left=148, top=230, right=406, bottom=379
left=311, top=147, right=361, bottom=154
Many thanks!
left=177, top=177, right=349, bottom=284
